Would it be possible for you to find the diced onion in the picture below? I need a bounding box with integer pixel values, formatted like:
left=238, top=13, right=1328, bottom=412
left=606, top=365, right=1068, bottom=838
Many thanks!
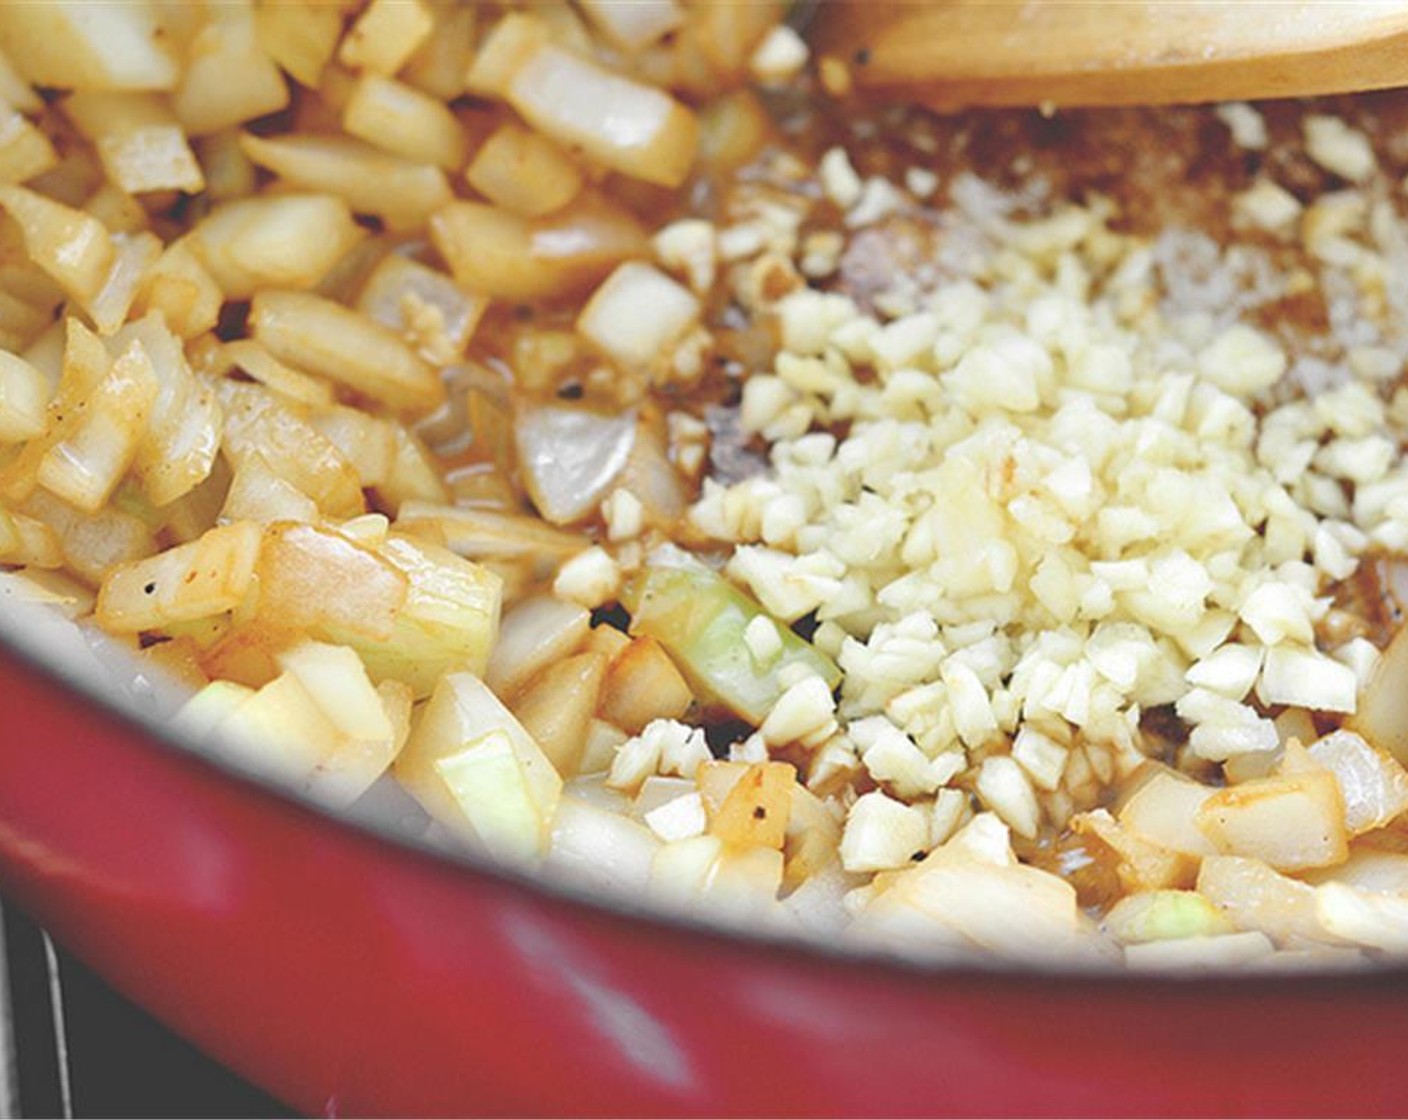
left=465, top=123, right=583, bottom=218
left=97, top=521, right=261, bottom=633
left=240, top=132, right=452, bottom=231
left=0, top=4, right=179, bottom=92
left=514, top=404, right=636, bottom=525
left=355, top=253, right=488, bottom=365
left=250, top=290, right=444, bottom=415
left=1315, top=882, right=1408, bottom=952
left=0, top=185, right=114, bottom=303
left=1307, top=730, right=1408, bottom=835
left=0, top=350, right=50, bottom=442
left=486, top=594, right=590, bottom=699
left=254, top=521, right=409, bottom=643
left=1116, top=767, right=1219, bottom=856
left=506, top=43, right=698, bottom=188
left=868, top=852, right=1088, bottom=960
left=342, top=73, right=466, bottom=170
left=191, top=194, right=366, bottom=300
left=396, top=671, right=562, bottom=857
left=512, top=652, right=608, bottom=778
left=1351, top=623, right=1408, bottom=765
left=429, top=195, right=647, bottom=302
left=1195, top=770, right=1349, bottom=871
left=577, top=262, right=701, bottom=372
left=577, top=0, right=682, bottom=53
left=171, top=4, right=288, bottom=136
left=1196, top=855, right=1342, bottom=946
left=546, top=794, right=660, bottom=895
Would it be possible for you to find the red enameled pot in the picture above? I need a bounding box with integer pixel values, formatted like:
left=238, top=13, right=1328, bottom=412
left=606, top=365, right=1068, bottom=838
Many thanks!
left=0, top=623, right=1405, bottom=1117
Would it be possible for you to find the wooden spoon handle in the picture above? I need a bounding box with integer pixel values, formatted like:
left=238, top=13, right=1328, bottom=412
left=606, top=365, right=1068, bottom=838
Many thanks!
left=816, top=1, right=1408, bottom=109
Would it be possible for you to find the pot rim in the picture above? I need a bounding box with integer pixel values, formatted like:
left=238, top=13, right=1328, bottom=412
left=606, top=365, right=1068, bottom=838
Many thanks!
left=2, top=601, right=1403, bottom=991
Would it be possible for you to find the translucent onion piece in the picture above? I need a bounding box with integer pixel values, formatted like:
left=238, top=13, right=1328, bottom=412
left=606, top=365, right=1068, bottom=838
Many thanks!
left=255, top=521, right=409, bottom=644
left=506, top=43, right=697, bottom=188
left=577, top=261, right=700, bottom=371
left=485, top=593, right=589, bottom=699
left=1351, top=623, right=1408, bottom=765
left=515, top=403, right=636, bottom=525
left=545, top=794, right=660, bottom=896
left=1307, top=730, right=1408, bottom=836
left=577, top=0, right=682, bottom=52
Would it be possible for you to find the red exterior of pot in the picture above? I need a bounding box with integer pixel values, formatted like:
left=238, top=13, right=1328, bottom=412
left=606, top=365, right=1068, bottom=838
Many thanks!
left=0, top=640, right=1404, bottom=1118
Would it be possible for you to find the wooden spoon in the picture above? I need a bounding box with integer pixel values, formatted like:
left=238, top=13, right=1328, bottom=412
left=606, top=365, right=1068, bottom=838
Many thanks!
left=806, top=1, right=1408, bottom=110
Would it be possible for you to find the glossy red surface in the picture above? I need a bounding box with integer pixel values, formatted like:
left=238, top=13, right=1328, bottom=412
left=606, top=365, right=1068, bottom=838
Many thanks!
left=0, top=639, right=1406, bottom=1117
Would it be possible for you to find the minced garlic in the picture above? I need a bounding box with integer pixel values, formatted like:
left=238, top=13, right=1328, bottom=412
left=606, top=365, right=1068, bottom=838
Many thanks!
left=691, top=112, right=1408, bottom=844
left=1304, top=114, right=1377, bottom=183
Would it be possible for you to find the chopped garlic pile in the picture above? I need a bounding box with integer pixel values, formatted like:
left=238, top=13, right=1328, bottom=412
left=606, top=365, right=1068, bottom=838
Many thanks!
left=626, top=103, right=1408, bottom=966
left=704, top=204, right=1385, bottom=794
left=694, top=193, right=1404, bottom=841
